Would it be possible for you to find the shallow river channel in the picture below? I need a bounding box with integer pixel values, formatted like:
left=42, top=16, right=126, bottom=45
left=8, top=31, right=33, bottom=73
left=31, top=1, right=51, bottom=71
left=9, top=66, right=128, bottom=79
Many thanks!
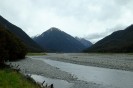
left=32, top=58, right=133, bottom=88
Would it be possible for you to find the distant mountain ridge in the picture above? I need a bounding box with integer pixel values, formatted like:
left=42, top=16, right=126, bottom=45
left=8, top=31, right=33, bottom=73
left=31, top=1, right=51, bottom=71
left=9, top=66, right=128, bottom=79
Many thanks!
left=33, top=27, right=88, bottom=52
left=0, top=15, right=44, bottom=52
left=75, top=37, right=92, bottom=47
left=85, top=24, right=133, bottom=53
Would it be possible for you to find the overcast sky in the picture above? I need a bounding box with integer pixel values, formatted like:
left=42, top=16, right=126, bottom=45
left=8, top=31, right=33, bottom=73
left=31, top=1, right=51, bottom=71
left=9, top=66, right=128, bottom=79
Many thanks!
left=0, top=0, right=133, bottom=43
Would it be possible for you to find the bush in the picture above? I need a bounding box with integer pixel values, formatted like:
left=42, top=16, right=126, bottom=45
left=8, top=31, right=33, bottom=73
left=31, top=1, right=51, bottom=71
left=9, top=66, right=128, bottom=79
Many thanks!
left=0, top=24, right=27, bottom=65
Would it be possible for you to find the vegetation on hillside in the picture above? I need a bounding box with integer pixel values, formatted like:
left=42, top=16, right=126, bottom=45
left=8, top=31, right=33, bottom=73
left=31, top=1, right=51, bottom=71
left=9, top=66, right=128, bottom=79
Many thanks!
left=0, top=24, right=27, bottom=65
left=0, top=15, right=44, bottom=52
left=0, top=24, right=41, bottom=88
left=84, top=24, right=133, bottom=53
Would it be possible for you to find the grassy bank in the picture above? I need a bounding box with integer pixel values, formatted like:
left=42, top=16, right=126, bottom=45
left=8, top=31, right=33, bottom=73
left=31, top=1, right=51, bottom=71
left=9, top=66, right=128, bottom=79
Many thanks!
left=0, top=68, right=40, bottom=88
left=27, top=53, right=46, bottom=56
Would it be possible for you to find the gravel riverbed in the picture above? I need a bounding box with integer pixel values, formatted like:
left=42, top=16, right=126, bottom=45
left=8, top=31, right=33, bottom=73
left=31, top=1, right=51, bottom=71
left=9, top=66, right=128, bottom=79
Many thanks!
left=38, top=53, right=133, bottom=71
left=7, top=53, right=133, bottom=88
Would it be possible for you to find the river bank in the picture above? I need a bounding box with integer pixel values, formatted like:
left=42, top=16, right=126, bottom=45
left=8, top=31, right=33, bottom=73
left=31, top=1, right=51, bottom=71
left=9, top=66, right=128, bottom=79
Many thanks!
left=8, top=57, right=115, bottom=88
left=0, top=68, right=41, bottom=88
left=7, top=53, right=133, bottom=88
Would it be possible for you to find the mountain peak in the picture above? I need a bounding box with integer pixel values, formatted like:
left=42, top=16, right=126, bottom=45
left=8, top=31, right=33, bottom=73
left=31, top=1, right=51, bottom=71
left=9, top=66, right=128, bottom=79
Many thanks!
left=33, top=28, right=88, bottom=52
left=49, top=27, right=61, bottom=32
left=41, top=27, right=62, bottom=37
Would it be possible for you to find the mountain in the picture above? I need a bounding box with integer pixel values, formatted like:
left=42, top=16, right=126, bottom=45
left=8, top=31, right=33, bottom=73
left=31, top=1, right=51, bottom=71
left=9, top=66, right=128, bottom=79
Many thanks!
left=33, top=27, right=87, bottom=52
left=0, top=15, right=44, bottom=52
left=85, top=24, right=133, bottom=53
left=75, top=37, right=92, bottom=47
left=0, top=23, right=27, bottom=61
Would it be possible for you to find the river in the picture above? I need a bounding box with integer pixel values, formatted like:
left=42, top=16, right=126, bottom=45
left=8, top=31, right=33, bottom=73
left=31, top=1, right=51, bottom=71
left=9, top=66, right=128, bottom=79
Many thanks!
left=32, top=57, right=133, bottom=88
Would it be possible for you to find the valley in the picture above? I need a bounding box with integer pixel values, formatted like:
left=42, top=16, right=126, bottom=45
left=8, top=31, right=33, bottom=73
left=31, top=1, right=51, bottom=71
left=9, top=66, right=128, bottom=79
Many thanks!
left=1, top=1, right=133, bottom=88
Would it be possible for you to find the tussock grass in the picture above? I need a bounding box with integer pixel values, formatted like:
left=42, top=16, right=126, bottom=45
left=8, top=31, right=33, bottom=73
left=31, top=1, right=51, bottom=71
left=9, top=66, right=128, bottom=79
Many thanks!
left=0, top=69, right=40, bottom=88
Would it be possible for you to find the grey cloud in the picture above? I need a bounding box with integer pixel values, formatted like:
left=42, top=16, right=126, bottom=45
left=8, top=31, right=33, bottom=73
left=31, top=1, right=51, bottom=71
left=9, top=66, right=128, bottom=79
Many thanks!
left=85, top=25, right=126, bottom=43
left=115, top=0, right=132, bottom=5
left=0, top=0, right=133, bottom=42
left=85, top=33, right=106, bottom=40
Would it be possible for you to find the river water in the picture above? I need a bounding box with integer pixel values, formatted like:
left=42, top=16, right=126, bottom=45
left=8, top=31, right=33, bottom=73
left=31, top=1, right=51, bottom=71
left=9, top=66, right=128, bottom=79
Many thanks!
left=32, top=58, right=133, bottom=88
left=31, top=74, right=73, bottom=88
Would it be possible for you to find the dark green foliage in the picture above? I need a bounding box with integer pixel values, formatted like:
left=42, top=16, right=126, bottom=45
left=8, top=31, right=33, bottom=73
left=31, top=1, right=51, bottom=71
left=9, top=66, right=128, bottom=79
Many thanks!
left=0, top=15, right=44, bottom=52
left=85, top=24, right=133, bottom=53
left=0, top=24, right=27, bottom=65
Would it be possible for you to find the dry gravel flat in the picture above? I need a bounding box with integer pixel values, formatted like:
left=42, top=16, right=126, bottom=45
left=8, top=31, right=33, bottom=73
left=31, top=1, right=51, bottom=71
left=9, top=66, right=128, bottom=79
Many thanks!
left=7, top=58, right=76, bottom=81
left=34, top=53, right=133, bottom=71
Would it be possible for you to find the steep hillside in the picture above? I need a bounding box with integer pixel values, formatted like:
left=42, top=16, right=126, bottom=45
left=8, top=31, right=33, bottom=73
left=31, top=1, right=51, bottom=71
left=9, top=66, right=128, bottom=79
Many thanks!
left=0, top=23, right=27, bottom=62
left=0, top=15, right=44, bottom=52
left=85, top=24, right=133, bottom=53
